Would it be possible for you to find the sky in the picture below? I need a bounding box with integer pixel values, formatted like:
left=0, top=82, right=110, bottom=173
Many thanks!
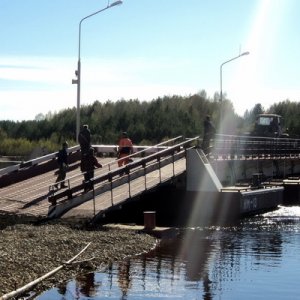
left=1, top=0, right=299, bottom=121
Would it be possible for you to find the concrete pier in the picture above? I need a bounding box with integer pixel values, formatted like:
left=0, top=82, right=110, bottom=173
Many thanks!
left=186, top=148, right=283, bottom=220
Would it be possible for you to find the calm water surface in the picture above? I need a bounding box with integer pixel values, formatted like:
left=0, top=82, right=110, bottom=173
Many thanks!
left=38, top=205, right=300, bottom=299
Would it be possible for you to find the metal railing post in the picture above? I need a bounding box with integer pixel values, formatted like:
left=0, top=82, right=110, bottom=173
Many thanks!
left=158, top=157, right=162, bottom=183
left=92, top=186, right=96, bottom=216
left=128, top=172, right=131, bottom=197
left=109, top=173, right=114, bottom=206
left=172, top=151, right=175, bottom=176
left=143, top=162, right=147, bottom=190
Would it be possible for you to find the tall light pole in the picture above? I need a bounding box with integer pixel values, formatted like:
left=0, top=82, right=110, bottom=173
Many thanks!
left=219, top=51, right=249, bottom=130
left=72, top=0, right=123, bottom=143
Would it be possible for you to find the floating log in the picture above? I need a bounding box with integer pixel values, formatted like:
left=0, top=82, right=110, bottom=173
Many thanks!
left=0, top=242, right=91, bottom=300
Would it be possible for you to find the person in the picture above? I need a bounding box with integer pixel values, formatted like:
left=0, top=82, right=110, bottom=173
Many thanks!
left=80, top=147, right=102, bottom=192
left=78, top=124, right=91, bottom=154
left=55, top=141, right=69, bottom=189
left=202, top=115, right=215, bottom=154
left=117, top=132, right=133, bottom=168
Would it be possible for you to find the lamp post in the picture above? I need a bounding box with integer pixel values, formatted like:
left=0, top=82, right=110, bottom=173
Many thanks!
left=72, top=0, right=123, bottom=143
left=219, top=51, right=249, bottom=130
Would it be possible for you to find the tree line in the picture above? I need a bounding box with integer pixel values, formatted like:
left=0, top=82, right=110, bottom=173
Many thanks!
left=1, top=92, right=300, bottom=159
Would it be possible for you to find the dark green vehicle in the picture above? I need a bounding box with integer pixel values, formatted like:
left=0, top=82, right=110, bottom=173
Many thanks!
left=253, top=113, right=288, bottom=137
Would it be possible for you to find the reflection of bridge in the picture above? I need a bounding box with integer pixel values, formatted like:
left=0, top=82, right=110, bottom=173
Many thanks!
left=54, top=222, right=286, bottom=299
left=0, top=135, right=300, bottom=223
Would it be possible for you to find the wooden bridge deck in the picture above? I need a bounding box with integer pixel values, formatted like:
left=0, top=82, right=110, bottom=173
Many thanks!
left=0, top=137, right=190, bottom=220
left=0, top=158, right=114, bottom=218
left=0, top=157, right=186, bottom=219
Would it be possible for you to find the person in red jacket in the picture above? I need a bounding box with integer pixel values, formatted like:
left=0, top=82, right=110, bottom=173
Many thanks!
left=80, top=147, right=102, bottom=192
left=117, top=132, right=133, bottom=167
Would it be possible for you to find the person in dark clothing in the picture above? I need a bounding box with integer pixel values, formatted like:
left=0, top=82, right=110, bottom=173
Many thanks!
left=80, top=147, right=102, bottom=192
left=78, top=124, right=91, bottom=154
left=202, top=115, right=215, bottom=154
left=55, top=141, right=69, bottom=188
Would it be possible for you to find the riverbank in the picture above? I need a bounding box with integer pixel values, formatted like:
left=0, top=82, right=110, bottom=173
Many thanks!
left=0, top=217, right=157, bottom=298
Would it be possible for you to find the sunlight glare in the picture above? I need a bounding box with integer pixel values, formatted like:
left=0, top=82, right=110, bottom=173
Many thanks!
left=227, top=0, right=291, bottom=115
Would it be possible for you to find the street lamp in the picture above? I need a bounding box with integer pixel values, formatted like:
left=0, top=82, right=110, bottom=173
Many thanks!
left=72, top=0, right=123, bottom=143
left=219, top=51, right=249, bottom=130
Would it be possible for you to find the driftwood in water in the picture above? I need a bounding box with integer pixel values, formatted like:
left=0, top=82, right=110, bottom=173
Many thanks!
left=0, top=242, right=91, bottom=300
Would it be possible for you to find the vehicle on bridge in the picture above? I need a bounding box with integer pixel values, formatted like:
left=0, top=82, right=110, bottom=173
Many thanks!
left=252, top=113, right=288, bottom=138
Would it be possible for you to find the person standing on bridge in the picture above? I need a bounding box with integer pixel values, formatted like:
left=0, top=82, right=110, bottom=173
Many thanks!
left=202, top=115, right=215, bottom=154
left=78, top=124, right=91, bottom=154
left=55, top=141, right=68, bottom=189
left=80, top=147, right=102, bottom=192
left=117, top=132, right=133, bottom=168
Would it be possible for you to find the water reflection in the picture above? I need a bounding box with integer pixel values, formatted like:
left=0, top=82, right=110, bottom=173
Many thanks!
left=117, top=260, right=132, bottom=299
left=38, top=206, right=300, bottom=299
left=76, top=273, right=98, bottom=297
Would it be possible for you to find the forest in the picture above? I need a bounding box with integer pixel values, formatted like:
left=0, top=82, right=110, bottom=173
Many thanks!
left=1, top=91, right=300, bottom=159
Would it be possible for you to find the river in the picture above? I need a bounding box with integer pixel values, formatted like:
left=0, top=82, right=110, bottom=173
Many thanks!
left=38, top=205, right=300, bottom=299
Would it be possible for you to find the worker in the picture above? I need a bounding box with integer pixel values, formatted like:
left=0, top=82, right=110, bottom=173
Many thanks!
left=55, top=141, right=68, bottom=189
left=80, top=147, right=102, bottom=192
left=202, top=115, right=215, bottom=154
left=78, top=124, right=91, bottom=154
left=117, top=132, right=133, bottom=168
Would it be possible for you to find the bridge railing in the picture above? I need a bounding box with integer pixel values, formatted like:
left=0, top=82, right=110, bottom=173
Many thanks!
left=0, top=146, right=82, bottom=188
left=100, top=136, right=198, bottom=206
left=212, top=134, right=300, bottom=158
left=48, top=136, right=199, bottom=218
left=49, top=136, right=185, bottom=192
left=49, top=135, right=192, bottom=197
left=0, top=145, right=81, bottom=177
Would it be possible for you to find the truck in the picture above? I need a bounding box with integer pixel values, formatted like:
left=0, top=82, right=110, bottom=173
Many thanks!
left=252, top=113, right=288, bottom=138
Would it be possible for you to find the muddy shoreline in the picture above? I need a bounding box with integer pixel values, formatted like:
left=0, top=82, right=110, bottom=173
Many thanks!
left=0, top=216, right=157, bottom=299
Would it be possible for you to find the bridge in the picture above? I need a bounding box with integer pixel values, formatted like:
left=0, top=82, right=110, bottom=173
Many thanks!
left=1, top=134, right=300, bottom=224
